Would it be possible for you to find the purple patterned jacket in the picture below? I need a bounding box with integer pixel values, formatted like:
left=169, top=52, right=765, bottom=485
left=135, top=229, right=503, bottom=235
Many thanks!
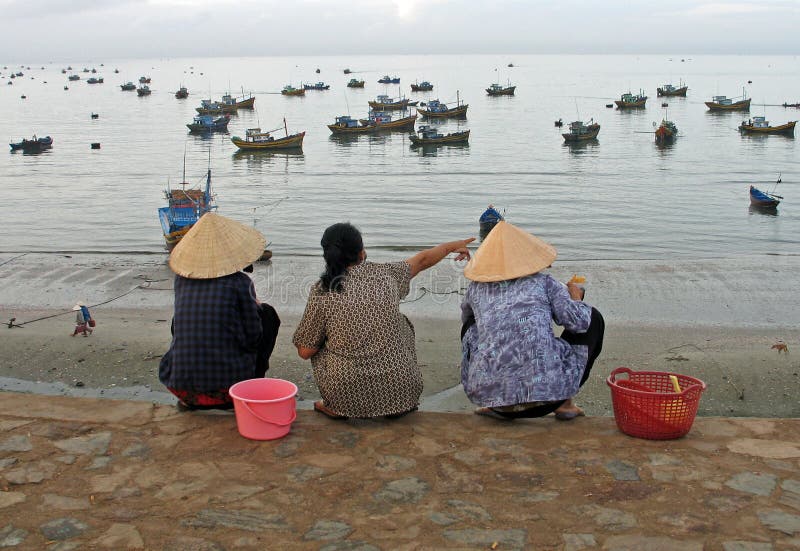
left=460, top=272, right=592, bottom=407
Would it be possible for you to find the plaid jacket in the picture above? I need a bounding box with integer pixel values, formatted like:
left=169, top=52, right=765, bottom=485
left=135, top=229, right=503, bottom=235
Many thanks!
left=159, top=272, right=263, bottom=391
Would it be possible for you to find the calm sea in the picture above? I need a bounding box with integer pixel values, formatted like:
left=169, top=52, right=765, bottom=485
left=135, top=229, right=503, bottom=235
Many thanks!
left=2, top=54, right=798, bottom=260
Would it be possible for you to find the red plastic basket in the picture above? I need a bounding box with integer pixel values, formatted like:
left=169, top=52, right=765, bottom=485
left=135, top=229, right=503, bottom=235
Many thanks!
left=606, top=367, right=706, bottom=440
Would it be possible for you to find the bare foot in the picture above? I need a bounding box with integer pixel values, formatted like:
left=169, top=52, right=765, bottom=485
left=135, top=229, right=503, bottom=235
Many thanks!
left=554, top=399, right=585, bottom=421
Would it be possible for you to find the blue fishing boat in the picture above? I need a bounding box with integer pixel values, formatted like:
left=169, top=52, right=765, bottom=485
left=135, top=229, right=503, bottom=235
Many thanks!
left=9, top=135, right=53, bottom=153
left=479, top=205, right=504, bottom=239
left=749, top=185, right=781, bottom=208
left=158, top=168, right=216, bottom=250
left=303, top=82, right=330, bottom=90
left=378, top=75, right=400, bottom=84
left=186, top=113, right=231, bottom=133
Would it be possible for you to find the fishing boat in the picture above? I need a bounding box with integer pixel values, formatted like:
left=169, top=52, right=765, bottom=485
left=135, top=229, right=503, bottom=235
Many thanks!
left=411, top=81, right=433, bottom=92
left=303, top=82, right=330, bottom=90
left=783, top=102, right=800, bottom=108
left=368, top=94, right=410, bottom=111
left=479, top=205, right=504, bottom=239
left=343, top=68, right=352, bottom=74
left=705, top=90, right=750, bottom=111
left=86, top=77, right=104, bottom=84
left=561, top=119, right=600, bottom=142
left=9, top=135, right=53, bottom=153
left=347, top=79, right=365, bottom=88
left=136, top=84, right=151, bottom=96
left=158, top=167, right=216, bottom=250
left=220, top=91, right=256, bottom=109
left=68, top=74, right=80, bottom=81
left=139, top=76, right=151, bottom=83
left=615, top=90, right=647, bottom=109
left=655, top=119, right=678, bottom=144
left=120, top=81, right=136, bottom=91
left=327, top=115, right=377, bottom=135
left=409, top=125, right=470, bottom=145
left=738, top=117, right=796, bottom=136
left=486, top=82, right=515, bottom=96
left=281, top=84, right=305, bottom=96
left=186, top=113, right=231, bottom=133
left=231, top=122, right=305, bottom=150
left=195, top=99, right=237, bottom=115
left=749, top=185, right=781, bottom=208
left=359, top=111, right=417, bottom=131
left=378, top=75, right=400, bottom=84
left=657, top=81, right=688, bottom=97
left=175, top=86, right=189, bottom=99
left=417, top=94, right=469, bottom=118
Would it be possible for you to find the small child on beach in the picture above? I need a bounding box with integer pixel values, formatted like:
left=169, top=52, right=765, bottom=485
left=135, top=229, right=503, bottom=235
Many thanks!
left=71, top=303, right=93, bottom=337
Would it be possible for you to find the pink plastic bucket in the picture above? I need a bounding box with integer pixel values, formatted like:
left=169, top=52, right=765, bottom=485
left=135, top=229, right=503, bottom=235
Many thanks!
left=228, top=378, right=298, bottom=440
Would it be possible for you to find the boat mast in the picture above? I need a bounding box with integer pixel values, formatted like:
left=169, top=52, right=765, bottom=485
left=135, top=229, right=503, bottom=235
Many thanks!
left=284, top=117, right=288, bottom=137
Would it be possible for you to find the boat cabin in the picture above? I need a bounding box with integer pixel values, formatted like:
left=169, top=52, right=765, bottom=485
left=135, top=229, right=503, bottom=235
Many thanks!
left=244, top=128, right=276, bottom=142
left=334, top=116, right=362, bottom=128
left=370, top=112, right=392, bottom=124
left=746, top=116, right=769, bottom=128
left=416, top=125, right=443, bottom=139
left=712, top=95, right=732, bottom=105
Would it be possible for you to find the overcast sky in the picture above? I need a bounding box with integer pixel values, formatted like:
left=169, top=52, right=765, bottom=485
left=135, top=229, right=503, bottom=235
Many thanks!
left=2, top=0, right=798, bottom=62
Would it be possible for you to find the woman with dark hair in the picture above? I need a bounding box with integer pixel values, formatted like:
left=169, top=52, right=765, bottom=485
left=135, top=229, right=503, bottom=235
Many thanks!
left=293, top=223, right=473, bottom=419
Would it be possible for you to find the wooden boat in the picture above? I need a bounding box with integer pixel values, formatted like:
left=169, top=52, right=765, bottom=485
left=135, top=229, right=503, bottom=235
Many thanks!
left=139, top=76, right=151, bottom=83
left=9, top=135, right=53, bottom=153
left=68, top=74, right=80, bottom=81
left=86, top=77, right=103, bottom=84
left=739, top=117, right=795, bottom=136
left=479, top=205, right=504, bottom=239
left=749, top=185, right=781, bottom=208
left=347, top=78, right=365, bottom=88
left=655, top=119, right=678, bottom=144
left=195, top=99, right=237, bottom=115
left=657, top=81, right=688, bottom=97
left=343, top=68, right=352, bottom=74
left=231, top=125, right=305, bottom=150
left=327, top=115, right=377, bottom=135
left=783, top=102, right=800, bottom=108
left=615, top=90, right=647, bottom=109
left=136, top=85, right=151, bottom=96
left=368, top=94, right=410, bottom=110
left=705, top=90, right=750, bottom=111
left=378, top=75, right=400, bottom=84
left=411, top=81, right=433, bottom=92
left=409, top=125, right=470, bottom=145
left=417, top=95, right=469, bottom=118
left=486, top=82, right=515, bottom=96
left=303, top=82, right=330, bottom=90
left=281, top=85, right=305, bottom=96
left=359, top=111, right=417, bottom=131
left=220, top=92, right=255, bottom=109
left=561, top=119, right=600, bottom=142
left=186, top=114, right=231, bottom=133
left=175, top=86, right=189, bottom=99
left=158, top=168, right=216, bottom=250
left=120, top=81, right=136, bottom=91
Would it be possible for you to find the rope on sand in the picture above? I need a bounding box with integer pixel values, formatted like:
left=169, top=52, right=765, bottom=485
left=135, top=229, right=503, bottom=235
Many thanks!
left=6, top=278, right=168, bottom=329
left=401, top=286, right=466, bottom=304
left=0, top=253, right=27, bottom=268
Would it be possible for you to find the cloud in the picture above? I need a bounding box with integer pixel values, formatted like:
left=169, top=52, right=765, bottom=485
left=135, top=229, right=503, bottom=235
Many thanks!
left=1, top=0, right=142, bottom=18
left=686, top=2, right=771, bottom=15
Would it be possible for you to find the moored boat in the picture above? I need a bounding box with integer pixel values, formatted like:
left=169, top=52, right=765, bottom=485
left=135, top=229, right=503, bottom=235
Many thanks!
left=749, top=185, right=781, bottom=208
left=417, top=95, right=469, bottom=118
left=347, top=78, right=365, bottom=88
left=68, top=74, right=80, bottom=81
left=139, top=76, right=151, bottom=83
left=281, top=84, right=305, bottom=96
left=359, top=111, right=417, bottom=131
left=120, top=81, right=136, bottom=91
left=175, top=86, right=189, bottom=99
left=411, top=81, right=433, bottom=92
left=158, top=168, right=216, bottom=250
left=615, top=90, right=647, bottom=109
left=655, top=119, right=678, bottom=144
left=705, top=90, right=750, bottom=111
left=378, top=75, right=400, bottom=84
left=368, top=94, right=410, bottom=110
left=738, top=117, right=796, bottom=136
left=561, top=119, right=600, bottom=142
left=657, top=81, right=688, bottom=97
left=86, top=77, right=104, bottom=84
left=783, top=102, right=800, bottom=108
left=195, top=98, right=237, bottom=115
left=409, top=125, right=470, bottom=145
left=136, top=84, right=151, bottom=96
left=303, top=82, right=330, bottom=90
left=9, top=135, right=53, bottom=153
left=231, top=124, right=305, bottom=150
left=343, top=68, right=352, bottom=74
left=186, top=114, right=231, bottom=133
left=220, top=92, right=255, bottom=109
left=479, top=205, right=504, bottom=239
left=327, top=115, right=377, bottom=134
left=486, top=82, right=515, bottom=96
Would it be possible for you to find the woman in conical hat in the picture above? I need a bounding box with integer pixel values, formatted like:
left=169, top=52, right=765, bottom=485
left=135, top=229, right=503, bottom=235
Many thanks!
left=159, top=213, right=281, bottom=410
left=460, top=221, right=604, bottom=420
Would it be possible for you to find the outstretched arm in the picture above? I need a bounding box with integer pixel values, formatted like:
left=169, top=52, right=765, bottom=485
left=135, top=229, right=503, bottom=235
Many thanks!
left=405, top=238, right=475, bottom=278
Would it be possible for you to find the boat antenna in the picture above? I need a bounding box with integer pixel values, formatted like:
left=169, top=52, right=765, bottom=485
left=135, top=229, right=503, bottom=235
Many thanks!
left=574, top=98, right=581, bottom=120
left=344, top=91, right=351, bottom=117
left=181, top=145, right=187, bottom=188
left=284, top=117, right=288, bottom=138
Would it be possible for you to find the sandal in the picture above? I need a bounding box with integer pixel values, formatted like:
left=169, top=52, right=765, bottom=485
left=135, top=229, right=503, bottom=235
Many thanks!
left=474, top=407, right=514, bottom=421
left=314, top=400, right=347, bottom=420
left=554, top=408, right=585, bottom=421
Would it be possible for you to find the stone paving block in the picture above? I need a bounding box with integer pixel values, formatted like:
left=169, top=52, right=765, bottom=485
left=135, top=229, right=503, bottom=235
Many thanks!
left=0, top=524, right=28, bottom=547
left=373, top=477, right=430, bottom=504
left=563, top=533, right=597, bottom=550
left=726, top=472, right=778, bottom=496
left=0, top=435, right=32, bottom=453
left=442, top=528, right=527, bottom=549
left=184, top=509, right=289, bottom=531
left=303, top=520, right=353, bottom=541
left=757, top=509, right=800, bottom=536
left=93, top=523, right=144, bottom=549
left=722, top=542, right=774, bottom=551
left=53, top=432, right=112, bottom=456
left=39, top=518, right=89, bottom=541
left=602, top=535, right=703, bottom=550
left=0, top=492, right=25, bottom=509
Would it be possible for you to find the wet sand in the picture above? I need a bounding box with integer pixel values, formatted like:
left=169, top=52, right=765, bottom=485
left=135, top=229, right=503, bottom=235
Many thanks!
left=1, top=252, right=798, bottom=417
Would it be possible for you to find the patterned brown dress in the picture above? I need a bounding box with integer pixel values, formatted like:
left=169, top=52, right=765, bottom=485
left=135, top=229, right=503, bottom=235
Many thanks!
left=293, top=261, right=422, bottom=418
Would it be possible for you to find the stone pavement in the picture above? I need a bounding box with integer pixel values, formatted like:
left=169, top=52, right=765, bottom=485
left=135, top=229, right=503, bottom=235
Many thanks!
left=1, top=393, right=800, bottom=550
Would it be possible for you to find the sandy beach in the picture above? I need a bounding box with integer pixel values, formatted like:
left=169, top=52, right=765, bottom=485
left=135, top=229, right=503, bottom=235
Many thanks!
left=1, top=252, right=798, bottom=417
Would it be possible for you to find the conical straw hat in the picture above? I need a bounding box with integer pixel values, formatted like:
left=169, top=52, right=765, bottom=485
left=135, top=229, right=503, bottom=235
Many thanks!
left=168, top=213, right=266, bottom=279
left=463, top=221, right=557, bottom=282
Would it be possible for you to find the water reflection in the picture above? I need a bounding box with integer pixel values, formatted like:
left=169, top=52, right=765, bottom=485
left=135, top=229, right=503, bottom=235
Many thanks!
left=231, top=149, right=304, bottom=170
left=749, top=204, right=779, bottom=217
left=409, top=142, right=470, bottom=157
left=563, top=139, right=598, bottom=154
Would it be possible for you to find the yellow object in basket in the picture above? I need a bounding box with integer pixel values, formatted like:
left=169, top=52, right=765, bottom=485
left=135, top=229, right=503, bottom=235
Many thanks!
left=662, top=375, right=684, bottom=422
left=669, top=375, right=682, bottom=393
left=569, top=274, right=586, bottom=284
